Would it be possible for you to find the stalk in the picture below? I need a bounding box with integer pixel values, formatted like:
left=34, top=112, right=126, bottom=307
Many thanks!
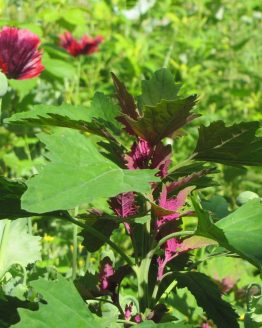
left=63, top=213, right=134, bottom=268
left=72, top=208, right=78, bottom=280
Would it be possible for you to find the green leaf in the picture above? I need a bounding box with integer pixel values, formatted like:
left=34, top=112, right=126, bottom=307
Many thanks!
left=141, top=68, right=181, bottom=106
left=124, top=96, right=198, bottom=144
left=0, top=177, right=30, bottom=219
left=5, top=93, right=121, bottom=139
left=216, top=199, right=262, bottom=269
left=0, top=219, right=41, bottom=279
left=192, top=195, right=227, bottom=243
left=22, top=130, right=159, bottom=213
left=201, top=195, right=230, bottom=220
left=173, top=272, right=239, bottom=328
left=43, top=57, right=76, bottom=79
left=193, top=195, right=262, bottom=269
left=80, top=219, right=119, bottom=252
left=192, top=121, right=262, bottom=166
left=0, top=296, right=37, bottom=327
left=14, top=276, right=111, bottom=327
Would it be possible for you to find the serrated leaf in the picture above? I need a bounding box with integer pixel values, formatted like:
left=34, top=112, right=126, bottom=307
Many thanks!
left=5, top=93, right=120, bottom=140
left=167, top=163, right=217, bottom=192
left=173, top=272, right=239, bottom=328
left=141, top=68, right=181, bottom=106
left=0, top=219, right=41, bottom=279
left=124, top=96, right=198, bottom=144
left=111, top=72, right=139, bottom=119
left=192, top=121, right=262, bottom=166
left=14, top=276, right=111, bottom=327
left=22, top=130, right=159, bottom=213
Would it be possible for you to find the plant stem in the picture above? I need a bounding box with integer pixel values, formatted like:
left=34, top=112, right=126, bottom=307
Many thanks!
left=149, top=230, right=194, bottom=259
left=117, top=320, right=137, bottom=326
left=64, top=213, right=134, bottom=268
left=72, top=207, right=79, bottom=280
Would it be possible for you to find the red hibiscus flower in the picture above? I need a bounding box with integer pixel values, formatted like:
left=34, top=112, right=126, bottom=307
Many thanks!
left=0, top=26, right=44, bottom=80
left=59, top=31, right=103, bottom=57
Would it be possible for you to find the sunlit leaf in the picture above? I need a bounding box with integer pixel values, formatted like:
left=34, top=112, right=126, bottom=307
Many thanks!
left=22, top=129, right=159, bottom=213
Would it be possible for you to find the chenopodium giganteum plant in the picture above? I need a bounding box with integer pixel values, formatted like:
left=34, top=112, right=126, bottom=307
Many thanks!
left=3, top=69, right=262, bottom=327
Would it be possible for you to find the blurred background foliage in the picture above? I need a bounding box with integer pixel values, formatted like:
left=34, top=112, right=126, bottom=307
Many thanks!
left=0, top=1, right=262, bottom=325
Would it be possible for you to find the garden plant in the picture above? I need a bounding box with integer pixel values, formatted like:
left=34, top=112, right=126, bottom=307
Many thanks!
left=0, top=1, right=262, bottom=328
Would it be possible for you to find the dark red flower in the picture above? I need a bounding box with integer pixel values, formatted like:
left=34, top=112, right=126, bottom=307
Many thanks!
left=59, top=31, right=103, bottom=57
left=0, top=26, right=44, bottom=80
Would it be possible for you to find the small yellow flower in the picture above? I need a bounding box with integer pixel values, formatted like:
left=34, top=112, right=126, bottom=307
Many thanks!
left=43, top=234, right=54, bottom=243
left=78, top=259, right=84, bottom=267
left=78, top=244, right=84, bottom=252
left=239, top=314, right=245, bottom=321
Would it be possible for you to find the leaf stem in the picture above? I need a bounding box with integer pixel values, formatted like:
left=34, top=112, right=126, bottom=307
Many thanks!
left=63, top=213, right=134, bottom=268
left=149, top=230, right=194, bottom=259
left=72, top=207, right=79, bottom=280
left=116, top=320, right=137, bottom=326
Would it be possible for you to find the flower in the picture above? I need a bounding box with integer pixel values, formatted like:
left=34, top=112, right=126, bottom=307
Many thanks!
left=0, top=26, right=44, bottom=80
left=108, top=192, right=138, bottom=233
left=156, top=186, right=192, bottom=229
left=98, top=257, right=115, bottom=291
left=124, top=302, right=133, bottom=320
left=156, top=186, right=193, bottom=280
left=125, top=138, right=171, bottom=178
left=59, top=31, right=103, bottom=57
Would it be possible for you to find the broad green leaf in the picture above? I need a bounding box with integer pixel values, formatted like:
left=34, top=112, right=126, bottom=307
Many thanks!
left=124, top=96, right=198, bottom=144
left=173, top=272, right=239, bottom=328
left=5, top=93, right=121, bottom=139
left=192, top=121, right=262, bottom=166
left=193, top=196, right=262, bottom=269
left=14, top=276, right=111, bottom=328
left=216, top=199, right=262, bottom=269
left=141, top=68, right=181, bottom=106
left=22, top=130, right=159, bottom=213
left=0, top=219, right=41, bottom=279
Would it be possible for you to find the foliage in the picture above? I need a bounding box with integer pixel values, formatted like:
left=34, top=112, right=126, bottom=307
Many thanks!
left=0, top=1, right=262, bottom=327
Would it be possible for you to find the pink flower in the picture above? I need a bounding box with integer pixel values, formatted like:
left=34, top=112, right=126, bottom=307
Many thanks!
left=157, top=238, right=182, bottom=279
left=124, top=302, right=133, bottom=320
left=156, top=186, right=192, bottom=229
left=59, top=31, right=103, bottom=57
left=98, top=257, right=115, bottom=291
left=125, top=138, right=171, bottom=178
left=0, top=26, right=44, bottom=80
left=134, top=314, right=142, bottom=323
left=108, top=192, right=138, bottom=233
